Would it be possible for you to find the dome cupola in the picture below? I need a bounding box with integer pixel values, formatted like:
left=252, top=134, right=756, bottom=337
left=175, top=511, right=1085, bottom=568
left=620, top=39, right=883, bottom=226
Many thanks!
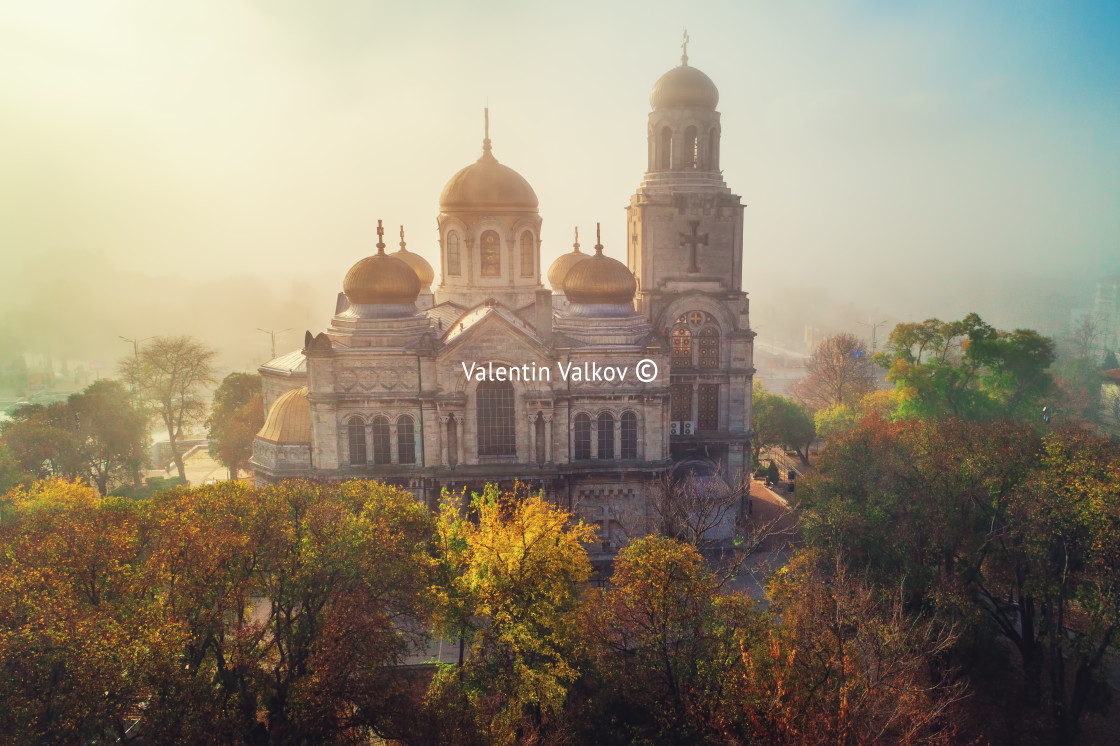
left=390, top=225, right=435, bottom=287
left=343, top=220, right=422, bottom=305
left=546, top=226, right=588, bottom=291
left=562, top=224, right=637, bottom=305
left=256, top=387, right=310, bottom=445
left=439, top=111, right=538, bottom=213
left=650, top=34, right=718, bottom=110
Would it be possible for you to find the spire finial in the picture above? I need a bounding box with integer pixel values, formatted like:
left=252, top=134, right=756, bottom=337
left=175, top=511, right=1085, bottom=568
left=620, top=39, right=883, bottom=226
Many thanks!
left=376, top=220, right=386, bottom=254
left=681, top=29, right=689, bottom=66
left=399, top=225, right=407, bottom=252
left=573, top=226, right=581, bottom=253
left=594, top=222, right=604, bottom=255
left=482, top=107, right=492, bottom=157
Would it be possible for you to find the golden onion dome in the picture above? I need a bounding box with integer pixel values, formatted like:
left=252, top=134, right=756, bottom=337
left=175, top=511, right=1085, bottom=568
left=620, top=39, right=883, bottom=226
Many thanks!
left=546, top=227, right=587, bottom=291
left=563, top=225, right=637, bottom=305
left=439, top=112, right=538, bottom=212
left=650, top=63, right=719, bottom=110
left=343, top=221, right=421, bottom=305
left=390, top=225, right=435, bottom=287
left=257, top=386, right=310, bottom=445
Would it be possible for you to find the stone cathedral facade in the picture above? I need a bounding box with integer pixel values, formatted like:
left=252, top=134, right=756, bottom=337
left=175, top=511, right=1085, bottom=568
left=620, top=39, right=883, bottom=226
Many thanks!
left=251, top=52, right=756, bottom=555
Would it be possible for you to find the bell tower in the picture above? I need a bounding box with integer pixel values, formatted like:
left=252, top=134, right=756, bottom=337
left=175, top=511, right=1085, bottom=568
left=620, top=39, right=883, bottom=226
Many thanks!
left=625, top=36, right=755, bottom=479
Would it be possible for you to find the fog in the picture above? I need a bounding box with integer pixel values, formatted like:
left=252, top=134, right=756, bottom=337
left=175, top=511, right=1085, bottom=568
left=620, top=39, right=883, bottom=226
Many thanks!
left=2, top=0, right=1117, bottom=377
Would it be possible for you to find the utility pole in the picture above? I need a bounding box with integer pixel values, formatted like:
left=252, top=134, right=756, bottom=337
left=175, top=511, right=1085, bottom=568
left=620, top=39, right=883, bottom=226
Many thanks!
left=857, top=319, right=890, bottom=356
left=119, top=336, right=152, bottom=392
left=257, top=328, right=290, bottom=359
left=119, top=335, right=152, bottom=361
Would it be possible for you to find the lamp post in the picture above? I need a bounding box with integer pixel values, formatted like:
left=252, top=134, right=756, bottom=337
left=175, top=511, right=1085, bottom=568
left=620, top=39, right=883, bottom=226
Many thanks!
left=857, top=319, right=890, bottom=356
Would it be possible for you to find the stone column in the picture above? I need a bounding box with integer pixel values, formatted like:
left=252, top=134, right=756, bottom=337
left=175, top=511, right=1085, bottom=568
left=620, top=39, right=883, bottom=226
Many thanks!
left=543, top=413, right=553, bottom=464
left=527, top=412, right=538, bottom=463
left=365, top=422, right=374, bottom=466
left=614, top=417, right=622, bottom=460
left=455, top=416, right=464, bottom=467
left=390, top=423, right=399, bottom=465
left=438, top=415, right=449, bottom=465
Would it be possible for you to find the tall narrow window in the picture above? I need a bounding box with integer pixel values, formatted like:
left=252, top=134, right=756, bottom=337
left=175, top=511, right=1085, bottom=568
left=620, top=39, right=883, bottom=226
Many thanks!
left=520, top=232, right=534, bottom=277
left=708, top=127, right=719, bottom=170
left=535, top=413, right=546, bottom=463
left=447, top=414, right=458, bottom=467
left=621, top=412, right=638, bottom=459
left=597, top=413, right=614, bottom=460
left=684, top=126, right=699, bottom=169
left=671, top=384, right=693, bottom=424
left=573, top=413, right=591, bottom=461
left=348, top=417, right=366, bottom=466
left=477, top=381, right=515, bottom=456
left=659, top=127, right=672, bottom=169
left=371, top=416, right=391, bottom=465
left=699, top=326, right=720, bottom=368
left=447, top=231, right=461, bottom=276
left=672, top=326, right=692, bottom=368
left=698, top=384, right=720, bottom=431
left=480, top=230, right=501, bottom=277
left=397, top=415, right=416, bottom=465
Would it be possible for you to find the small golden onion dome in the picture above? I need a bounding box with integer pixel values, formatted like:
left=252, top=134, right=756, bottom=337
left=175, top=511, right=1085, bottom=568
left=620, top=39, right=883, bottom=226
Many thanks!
left=547, top=227, right=587, bottom=291
left=257, top=387, right=310, bottom=445
left=343, top=221, right=421, bottom=304
left=563, top=226, right=637, bottom=305
left=440, top=113, right=538, bottom=212
left=391, top=225, right=435, bottom=287
left=650, top=64, right=719, bottom=110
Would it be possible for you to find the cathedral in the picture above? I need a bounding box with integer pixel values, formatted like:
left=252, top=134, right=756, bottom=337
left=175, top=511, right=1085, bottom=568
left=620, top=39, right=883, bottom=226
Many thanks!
left=251, top=47, right=756, bottom=555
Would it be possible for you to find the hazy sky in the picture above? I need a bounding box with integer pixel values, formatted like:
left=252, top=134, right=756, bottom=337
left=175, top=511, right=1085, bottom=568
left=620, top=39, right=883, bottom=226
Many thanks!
left=2, top=0, right=1118, bottom=367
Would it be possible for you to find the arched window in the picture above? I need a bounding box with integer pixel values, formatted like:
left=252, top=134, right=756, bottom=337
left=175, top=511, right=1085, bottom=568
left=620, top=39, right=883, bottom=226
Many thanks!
left=671, top=383, right=693, bottom=424
left=371, top=416, right=391, bottom=465
left=480, top=230, right=501, bottom=277
left=699, top=326, right=720, bottom=368
left=573, top=413, right=591, bottom=461
left=397, top=415, right=416, bottom=465
left=672, top=326, right=692, bottom=368
left=684, top=125, right=699, bottom=169
left=477, top=380, right=515, bottom=456
left=347, top=417, right=366, bottom=466
left=659, top=127, right=672, bottom=169
left=597, top=412, right=614, bottom=460
left=446, top=231, right=461, bottom=276
left=698, top=384, right=719, bottom=431
left=520, top=232, right=534, bottom=277
left=447, top=414, right=458, bottom=467
left=535, top=412, right=546, bottom=463
left=621, top=412, right=638, bottom=459
left=708, top=127, right=719, bottom=170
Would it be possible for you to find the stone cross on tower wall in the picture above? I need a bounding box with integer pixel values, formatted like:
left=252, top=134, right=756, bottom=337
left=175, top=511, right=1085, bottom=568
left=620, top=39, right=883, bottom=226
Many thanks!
left=679, top=220, right=708, bottom=273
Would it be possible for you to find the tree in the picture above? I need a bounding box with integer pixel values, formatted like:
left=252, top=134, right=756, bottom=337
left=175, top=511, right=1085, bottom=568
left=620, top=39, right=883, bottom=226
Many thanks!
left=574, top=536, right=760, bottom=743
left=754, top=550, right=966, bottom=745
left=753, top=390, right=815, bottom=465
left=0, top=480, right=184, bottom=744
left=428, top=483, right=596, bottom=744
left=793, top=333, right=878, bottom=411
left=142, top=479, right=435, bottom=742
left=0, top=381, right=147, bottom=494
left=1069, top=313, right=1100, bottom=361
left=0, top=443, right=27, bottom=494
left=120, top=335, right=216, bottom=482
left=207, top=372, right=264, bottom=479
left=875, top=313, right=1055, bottom=422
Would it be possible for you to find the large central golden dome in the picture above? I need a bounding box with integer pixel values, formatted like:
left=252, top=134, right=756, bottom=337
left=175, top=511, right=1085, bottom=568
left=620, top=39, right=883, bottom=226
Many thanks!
left=440, top=121, right=538, bottom=212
